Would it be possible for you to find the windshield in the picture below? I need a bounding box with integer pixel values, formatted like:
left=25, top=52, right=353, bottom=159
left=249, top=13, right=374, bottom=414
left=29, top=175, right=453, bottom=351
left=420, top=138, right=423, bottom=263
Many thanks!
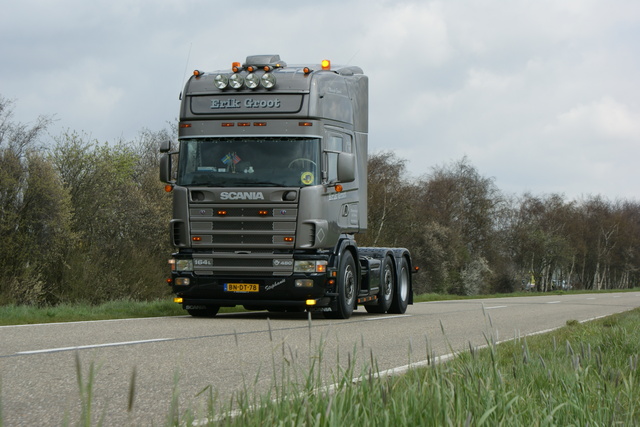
left=177, top=137, right=321, bottom=187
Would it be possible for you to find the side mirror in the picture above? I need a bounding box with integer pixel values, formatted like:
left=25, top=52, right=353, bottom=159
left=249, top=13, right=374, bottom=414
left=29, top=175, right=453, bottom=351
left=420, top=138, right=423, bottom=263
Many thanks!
left=337, top=152, right=355, bottom=183
left=159, top=140, right=172, bottom=153
left=160, top=153, right=173, bottom=183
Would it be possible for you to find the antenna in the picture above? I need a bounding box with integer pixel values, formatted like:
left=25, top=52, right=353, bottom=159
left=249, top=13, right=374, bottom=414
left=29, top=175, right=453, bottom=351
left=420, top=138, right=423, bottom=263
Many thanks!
left=179, top=43, right=193, bottom=99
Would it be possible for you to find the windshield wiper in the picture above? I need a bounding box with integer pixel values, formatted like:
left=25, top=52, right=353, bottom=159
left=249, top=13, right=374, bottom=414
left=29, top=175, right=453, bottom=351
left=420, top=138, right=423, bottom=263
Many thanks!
left=235, top=181, right=283, bottom=187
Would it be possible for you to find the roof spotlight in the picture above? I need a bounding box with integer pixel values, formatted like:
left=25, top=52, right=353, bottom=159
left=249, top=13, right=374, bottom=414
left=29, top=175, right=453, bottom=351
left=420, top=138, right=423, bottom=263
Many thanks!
left=260, top=73, right=276, bottom=89
left=245, top=73, right=260, bottom=89
left=229, top=73, right=244, bottom=89
left=213, top=74, right=229, bottom=89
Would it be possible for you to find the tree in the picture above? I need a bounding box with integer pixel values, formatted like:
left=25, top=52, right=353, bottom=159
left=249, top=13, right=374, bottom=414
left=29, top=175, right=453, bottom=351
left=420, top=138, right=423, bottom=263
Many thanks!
left=0, top=96, right=73, bottom=305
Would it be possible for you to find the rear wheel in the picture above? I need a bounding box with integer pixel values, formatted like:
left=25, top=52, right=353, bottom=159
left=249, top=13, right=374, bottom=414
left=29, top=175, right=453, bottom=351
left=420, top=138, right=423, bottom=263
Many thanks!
left=365, top=256, right=394, bottom=314
left=186, top=306, right=220, bottom=317
left=325, top=251, right=356, bottom=319
left=388, top=257, right=410, bottom=314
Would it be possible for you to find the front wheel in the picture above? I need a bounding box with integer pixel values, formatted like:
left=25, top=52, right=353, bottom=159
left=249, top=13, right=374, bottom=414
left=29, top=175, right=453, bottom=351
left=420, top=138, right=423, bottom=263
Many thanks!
left=325, top=251, right=357, bottom=319
left=388, top=257, right=410, bottom=314
left=186, top=306, right=220, bottom=318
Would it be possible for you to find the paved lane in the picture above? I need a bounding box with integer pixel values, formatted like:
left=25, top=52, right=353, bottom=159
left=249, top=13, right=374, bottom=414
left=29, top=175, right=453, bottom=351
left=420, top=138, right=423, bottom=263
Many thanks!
left=2, top=292, right=639, bottom=425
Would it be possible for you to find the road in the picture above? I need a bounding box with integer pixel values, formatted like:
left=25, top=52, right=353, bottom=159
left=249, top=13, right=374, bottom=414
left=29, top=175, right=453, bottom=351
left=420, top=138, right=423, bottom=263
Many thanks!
left=2, top=292, right=639, bottom=426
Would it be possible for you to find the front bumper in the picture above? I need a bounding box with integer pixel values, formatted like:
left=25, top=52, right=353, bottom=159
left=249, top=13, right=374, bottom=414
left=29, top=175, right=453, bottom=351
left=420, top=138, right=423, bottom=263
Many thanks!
left=170, top=272, right=333, bottom=308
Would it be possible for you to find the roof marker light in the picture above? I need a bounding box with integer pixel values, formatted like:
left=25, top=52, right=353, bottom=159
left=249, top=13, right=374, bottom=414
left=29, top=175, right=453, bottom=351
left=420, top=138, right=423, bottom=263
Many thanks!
left=232, top=62, right=242, bottom=72
left=321, top=59, right=331, bottom=70
left=193, top=70, right=204, bottom=77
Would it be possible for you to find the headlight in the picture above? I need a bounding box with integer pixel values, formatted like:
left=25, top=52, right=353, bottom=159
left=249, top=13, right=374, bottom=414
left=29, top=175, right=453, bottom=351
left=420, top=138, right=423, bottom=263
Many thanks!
left=229, top=73, right=244, bottom=89
left=261, top=73, right=276, bottom=89
left=175, top=259, right=194, bottom=272
left=294, top=260, right=327, bottom=273
left=213, top=74, right=228, bottom=89
left=245, top=73, right=260, bottom=89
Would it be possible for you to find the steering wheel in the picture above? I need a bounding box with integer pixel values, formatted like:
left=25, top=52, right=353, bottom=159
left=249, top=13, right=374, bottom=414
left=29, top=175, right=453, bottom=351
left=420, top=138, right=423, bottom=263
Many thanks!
left=288, top=158, right=317, bottom=168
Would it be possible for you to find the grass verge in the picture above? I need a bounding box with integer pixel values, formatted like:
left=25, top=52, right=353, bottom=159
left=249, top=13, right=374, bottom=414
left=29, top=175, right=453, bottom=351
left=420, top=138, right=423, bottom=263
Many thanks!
left=0, top=288, right=637, bottom=326
left=199, top=308, right=640, bottom=426
left=0, top=299, right=245, bottom=326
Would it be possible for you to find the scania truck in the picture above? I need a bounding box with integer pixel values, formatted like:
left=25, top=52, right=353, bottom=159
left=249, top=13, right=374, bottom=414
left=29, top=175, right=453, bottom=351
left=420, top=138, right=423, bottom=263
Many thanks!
left=160, top=54, right=414, bottom=318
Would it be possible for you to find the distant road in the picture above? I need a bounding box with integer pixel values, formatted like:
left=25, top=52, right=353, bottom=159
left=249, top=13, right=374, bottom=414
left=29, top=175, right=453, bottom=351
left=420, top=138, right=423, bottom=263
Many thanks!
left=2, top=292, right=639, bottom=426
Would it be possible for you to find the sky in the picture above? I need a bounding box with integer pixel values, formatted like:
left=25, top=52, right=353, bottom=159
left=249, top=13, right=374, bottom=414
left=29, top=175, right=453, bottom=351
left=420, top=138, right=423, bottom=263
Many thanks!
left=2, top=0, right=639, bottom=201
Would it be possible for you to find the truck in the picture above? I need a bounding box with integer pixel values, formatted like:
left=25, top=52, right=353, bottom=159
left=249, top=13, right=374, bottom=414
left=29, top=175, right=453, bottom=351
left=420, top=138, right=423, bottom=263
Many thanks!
left=160, top=54, right=415, bottom=319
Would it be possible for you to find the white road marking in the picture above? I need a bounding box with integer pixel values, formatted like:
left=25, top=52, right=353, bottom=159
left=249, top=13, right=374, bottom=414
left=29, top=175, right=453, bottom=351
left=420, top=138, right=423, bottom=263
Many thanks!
left=365, top=315, right=411, bottom=321
left=16, top=338, right=172, bottom=355
left=484, top=305, right=507, bottom=310
left=547, top=301, right=561, bottom=304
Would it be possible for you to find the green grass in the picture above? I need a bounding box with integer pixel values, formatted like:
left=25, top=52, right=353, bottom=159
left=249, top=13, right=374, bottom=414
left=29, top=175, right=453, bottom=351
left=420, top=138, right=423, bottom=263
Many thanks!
left=198, top=308, right=640, bottom=426
left=0, top=299, right=244, bottom=326
left=0, top=288, right=637, bottom=326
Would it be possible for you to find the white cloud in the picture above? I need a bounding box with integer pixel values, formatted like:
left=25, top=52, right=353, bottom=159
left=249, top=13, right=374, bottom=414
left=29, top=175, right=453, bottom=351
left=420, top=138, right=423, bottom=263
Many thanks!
left=1, top=0, right=639, bottom=200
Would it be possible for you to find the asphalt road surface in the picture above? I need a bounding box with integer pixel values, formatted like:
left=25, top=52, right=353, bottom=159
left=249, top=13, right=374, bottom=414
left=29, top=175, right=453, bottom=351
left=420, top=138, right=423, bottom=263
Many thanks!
left=2, top=292, right=639, bottom=426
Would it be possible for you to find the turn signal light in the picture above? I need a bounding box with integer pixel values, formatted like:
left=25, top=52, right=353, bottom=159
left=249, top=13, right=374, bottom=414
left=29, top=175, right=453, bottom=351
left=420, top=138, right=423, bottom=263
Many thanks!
left=164, top=184, right=174, bottom=193
left=321, top=59, right=331, bottom=70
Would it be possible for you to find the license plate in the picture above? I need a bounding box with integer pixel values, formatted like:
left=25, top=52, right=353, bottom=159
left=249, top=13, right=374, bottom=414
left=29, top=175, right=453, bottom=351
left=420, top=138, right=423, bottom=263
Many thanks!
left=225, top=283, right=259, bottom=292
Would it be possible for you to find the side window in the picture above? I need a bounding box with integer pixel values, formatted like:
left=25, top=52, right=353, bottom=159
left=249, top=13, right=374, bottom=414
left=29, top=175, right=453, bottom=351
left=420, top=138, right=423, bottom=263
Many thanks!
left=325, top=133, right=352, bottom=182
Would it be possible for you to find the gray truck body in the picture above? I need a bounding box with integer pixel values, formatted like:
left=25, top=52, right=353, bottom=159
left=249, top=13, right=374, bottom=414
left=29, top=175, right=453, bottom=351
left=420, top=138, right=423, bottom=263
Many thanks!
left=160, top=55, right=414, bottom=318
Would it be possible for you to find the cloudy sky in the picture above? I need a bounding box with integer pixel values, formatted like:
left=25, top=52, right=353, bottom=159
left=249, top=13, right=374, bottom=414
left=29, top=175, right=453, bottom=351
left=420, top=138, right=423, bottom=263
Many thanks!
left=2, top=0, right=639, bottom=201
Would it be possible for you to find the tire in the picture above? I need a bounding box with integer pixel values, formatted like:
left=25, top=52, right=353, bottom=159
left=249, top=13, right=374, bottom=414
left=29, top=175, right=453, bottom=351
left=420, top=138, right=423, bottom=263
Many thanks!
left=186, top=306, right=220, bottom=317
left=325, top=251, right=357, bottom=319
left=365, top=256, right=394, bottom=314
left=388, top=257, right=410, bottom=314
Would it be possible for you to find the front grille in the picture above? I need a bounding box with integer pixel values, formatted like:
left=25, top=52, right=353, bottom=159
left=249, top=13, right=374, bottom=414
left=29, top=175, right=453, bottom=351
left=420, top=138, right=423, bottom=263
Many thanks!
left=214, top=235, right=274, bottom=245
left=212, top=221, right=274, bottom=231
left=189, top=202, right=297, bottom=251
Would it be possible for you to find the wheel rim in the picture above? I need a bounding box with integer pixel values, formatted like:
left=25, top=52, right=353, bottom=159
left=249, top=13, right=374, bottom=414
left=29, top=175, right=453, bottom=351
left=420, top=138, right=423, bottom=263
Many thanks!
left=399, top=266, right=409, bottom=301
left=383, top=268, right=393, bottom=301
left=344, top=265, right=355, bottom=304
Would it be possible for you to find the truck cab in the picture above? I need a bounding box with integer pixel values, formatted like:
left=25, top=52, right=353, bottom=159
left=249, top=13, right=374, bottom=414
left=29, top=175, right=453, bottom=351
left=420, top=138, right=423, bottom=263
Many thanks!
left=161, top=55, right=413, bottom=318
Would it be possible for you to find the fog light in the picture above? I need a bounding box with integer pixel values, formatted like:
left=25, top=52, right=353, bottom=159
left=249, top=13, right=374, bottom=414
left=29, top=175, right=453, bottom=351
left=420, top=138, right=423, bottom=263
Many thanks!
left=174, top=297, right=183, bottom=303
left=174, top=277, right=191, bottom=286
left=305, top=299, right=317, bottom=306
left=295, top=279, right=314, bottom=288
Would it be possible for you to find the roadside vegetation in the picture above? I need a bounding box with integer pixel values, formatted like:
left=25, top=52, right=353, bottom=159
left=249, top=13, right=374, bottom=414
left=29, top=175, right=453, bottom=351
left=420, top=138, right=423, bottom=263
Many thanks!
left=2, top=95, right=639, bottom=310
left=195, top=308, right=640, bottom=426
